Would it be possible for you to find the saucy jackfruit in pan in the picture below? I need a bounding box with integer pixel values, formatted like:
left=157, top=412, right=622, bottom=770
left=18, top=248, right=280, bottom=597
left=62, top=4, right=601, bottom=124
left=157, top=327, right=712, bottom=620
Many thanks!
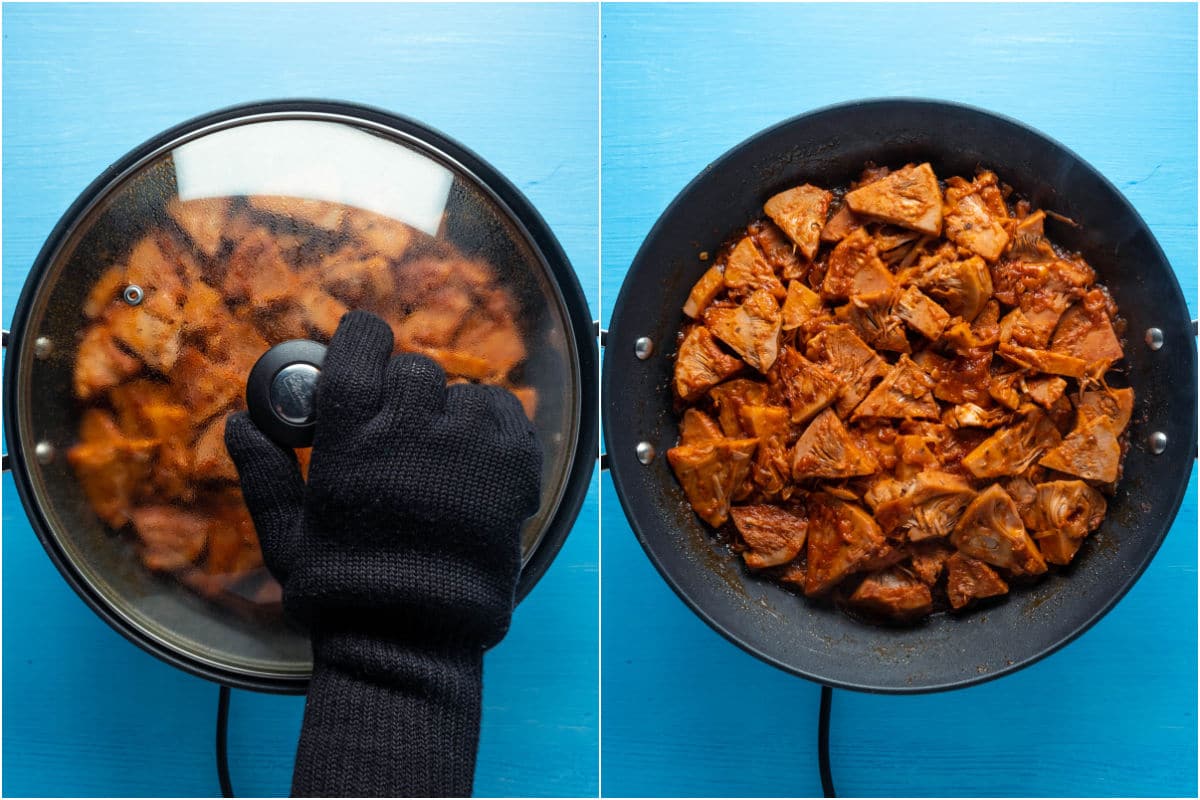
left=68, top=196, right=533, bottom=613
left=669, top=163, right=1131, bottom=623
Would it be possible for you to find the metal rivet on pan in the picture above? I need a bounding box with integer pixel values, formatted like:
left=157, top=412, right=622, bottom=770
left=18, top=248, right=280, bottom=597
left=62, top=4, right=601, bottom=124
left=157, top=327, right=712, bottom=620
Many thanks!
left=634, top=337, right=654, bottom=360
left=33, top=336, right=53, bottom=359
left=1148, top=431, right=1168, bottom=454
left=34, top=441, right=55, bottom=465
left=636, top=441, right=656, bottom=465
left=1144, top=327, right=1164, bottom=351
left=122, top=284, right=144, bottom=306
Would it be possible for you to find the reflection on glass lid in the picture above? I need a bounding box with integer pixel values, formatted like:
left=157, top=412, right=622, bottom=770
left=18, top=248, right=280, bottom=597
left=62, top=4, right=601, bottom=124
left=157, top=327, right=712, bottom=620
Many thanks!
left=14, top=114, right=579, bottom=680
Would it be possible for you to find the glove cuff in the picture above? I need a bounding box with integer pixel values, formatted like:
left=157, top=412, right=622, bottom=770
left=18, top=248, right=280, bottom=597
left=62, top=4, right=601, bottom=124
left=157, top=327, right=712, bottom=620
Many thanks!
left=292, top=632, right=485, bottom=797
left=283, top=543, right=519, bottom=649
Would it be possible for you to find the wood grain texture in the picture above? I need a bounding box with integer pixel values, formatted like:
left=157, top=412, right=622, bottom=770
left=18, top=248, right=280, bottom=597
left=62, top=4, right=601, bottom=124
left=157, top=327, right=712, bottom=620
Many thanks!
left=2, top=4, right=598, bottom=797
left=600, top=3, right=1197, bottom=797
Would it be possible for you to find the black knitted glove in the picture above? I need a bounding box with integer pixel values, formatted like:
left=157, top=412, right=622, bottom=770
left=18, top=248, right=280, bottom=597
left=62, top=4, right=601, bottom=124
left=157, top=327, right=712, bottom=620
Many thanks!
left=225, top=310, right=542, bottom=798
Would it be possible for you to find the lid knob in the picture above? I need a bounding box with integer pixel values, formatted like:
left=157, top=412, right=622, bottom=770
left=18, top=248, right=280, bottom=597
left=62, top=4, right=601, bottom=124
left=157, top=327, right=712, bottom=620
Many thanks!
left=246, top=340, right=328, bottom=448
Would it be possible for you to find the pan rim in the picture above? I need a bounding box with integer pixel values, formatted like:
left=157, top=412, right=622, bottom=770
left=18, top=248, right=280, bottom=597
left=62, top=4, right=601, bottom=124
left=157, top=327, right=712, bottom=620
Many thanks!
left=602, top=96, right=1197, bottom=694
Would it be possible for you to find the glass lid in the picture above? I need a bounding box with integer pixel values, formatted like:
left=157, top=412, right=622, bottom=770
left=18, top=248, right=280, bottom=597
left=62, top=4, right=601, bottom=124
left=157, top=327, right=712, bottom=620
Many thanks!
left=11, top=111, right=581, bottom=681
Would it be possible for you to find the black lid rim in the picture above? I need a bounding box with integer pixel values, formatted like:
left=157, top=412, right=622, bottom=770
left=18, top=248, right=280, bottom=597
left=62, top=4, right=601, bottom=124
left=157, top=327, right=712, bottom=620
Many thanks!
left=4, top=98, right=598, bottom=693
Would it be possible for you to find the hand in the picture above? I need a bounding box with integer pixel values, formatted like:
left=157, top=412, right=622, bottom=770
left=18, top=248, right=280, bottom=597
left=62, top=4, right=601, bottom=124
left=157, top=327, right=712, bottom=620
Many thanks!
left=225, top=310, right=543, bottom=649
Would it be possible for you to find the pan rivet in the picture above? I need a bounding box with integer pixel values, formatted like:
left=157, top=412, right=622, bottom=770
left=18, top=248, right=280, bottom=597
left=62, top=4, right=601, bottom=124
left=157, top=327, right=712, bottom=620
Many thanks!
left=34, top=441, right=55, bottom=465
left=33, top=336, right=53, bottom=359
left=122, top=284, right=144, bottom=306
left=1144, top=328, right=1164, bottom=351
left=1148, top=431, right=1168, bottom=454
left=634, top=337, right=654, bottom=360
left=636, top=441, right=656, bottom=465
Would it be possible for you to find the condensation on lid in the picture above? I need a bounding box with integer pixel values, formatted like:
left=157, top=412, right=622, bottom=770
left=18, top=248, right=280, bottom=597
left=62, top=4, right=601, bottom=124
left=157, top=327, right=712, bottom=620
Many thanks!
left=10, top=108, right=582, bottom=683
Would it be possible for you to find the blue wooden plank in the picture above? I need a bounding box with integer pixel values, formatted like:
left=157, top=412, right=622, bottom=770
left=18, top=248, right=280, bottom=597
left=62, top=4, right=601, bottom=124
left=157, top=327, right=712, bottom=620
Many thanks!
left=600, top=3, right=1197, bottom=797
left=2, top=4, right=598, bottom=797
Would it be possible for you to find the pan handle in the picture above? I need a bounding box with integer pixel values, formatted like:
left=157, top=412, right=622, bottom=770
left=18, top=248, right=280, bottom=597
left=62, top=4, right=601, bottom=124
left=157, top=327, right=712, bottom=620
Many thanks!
left=2, top=329, right=8, bottom=473
left=595, top=320, right=608, bottom=471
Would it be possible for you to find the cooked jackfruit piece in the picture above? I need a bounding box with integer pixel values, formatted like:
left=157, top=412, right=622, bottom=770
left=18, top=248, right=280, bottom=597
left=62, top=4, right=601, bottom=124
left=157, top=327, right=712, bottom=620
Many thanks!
left=108, top=380, right=193, bottom=501
left=83, top=266, right=127, bottom=320
left=66, top=410, right=158, bottom=529
left=874, top=470, right=975, bottom=541
left=945, top=552, right=1010, bottom=610
left=683, top=265, right=726, bottom=319
left=739, top=405, right=792, bottom=496
left=194, top=415, right=239, bottom=483
left=804, top=495, right=885, bottom=596
left=170, top=347, right=244, bottom=423
left=680, top=408, right=725, bottom=445
left=1030, top=480, right=1107, bottom=541
left=805, top=325, right=889, bottom=416
left=908, top=542, right=955, bottom=585
left=987, top=372, right=1023, bottom=411
left=894, top=285, right=950, bottom=341
left=792, top=408, right=879, bottom=480
left=707, top=380, right=768, bottom=439
left=674, top=326, right=744, bottom=402
left=1049, top=290, right=1124, bottom=365
left=732, top=504, right=808, bottom=568
left=1023, top=376, right=1067, bottom=410
left=723, top=236, right=786, bottom=300
left=851, top=356, right=939, bottom=421
left=836, top=291, right=910, bottom=353
left=941, top=300, right=1001, bottom=354
left=167, top=197, right=231, bottom=258
left=131, top=506, right=209, bottom=572
left=73, top=325, right=143, bottom=400
left=1007, top=209, right=1054, bottom=262
left=850, top=567, right=933, bottom=620
left=998, top=308, right=1044, bottom=348
left=772, top=347, right=841, bottom=425
left=667, top=438, right=759, bottom=527
left=844, top=163, right=943, bottom=236
left=105, top=302, right=183, bottom=374
left=320, top=251, right=395, bottom=306
left=705, top=288, right=783, bottom=373
left=962, top=406, right=1062, bottom=479
left=822, top=228, right=894, bottom=300
left=125, top=234, right=190, bottom=306
left=998, top=341, right=1087, bottom=379
left=780, top=281, right=823, bottom=331
left=222, top=226, right=300, bottom=306
left=1076, top=387, right=1134, bottom=434
left=764, top=184, right=833, bottom=260
left=820, top=202, right=863, bottom=244
left=752, top=220, right=808, bottom=281
left=343, top=207, right=415, bottom=261
left=943, top=173, right=1011, bottom=261
left=452, top=314, right=527, bottom=379
left=913, top=255, right=993, bottom=323
left=1039, top=411, right=1122, bottom=483
left=1033, top=529, right=1084, bottom=566
left=942, top=403, right=1010, bottom=429
left=951, top=485, right=1046, bottom=576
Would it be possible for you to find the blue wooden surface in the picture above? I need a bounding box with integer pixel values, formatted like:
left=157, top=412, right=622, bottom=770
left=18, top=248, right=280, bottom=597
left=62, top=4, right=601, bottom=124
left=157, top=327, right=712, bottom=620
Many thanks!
left=600, top=3, right=1197, bottom=797
left=2, top=4, right=598, bottom=797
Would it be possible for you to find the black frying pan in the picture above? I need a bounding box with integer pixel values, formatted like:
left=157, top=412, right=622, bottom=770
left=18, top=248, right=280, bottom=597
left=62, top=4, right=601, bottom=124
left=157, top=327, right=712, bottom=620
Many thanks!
left=603, top=98, right=1196, bottom=693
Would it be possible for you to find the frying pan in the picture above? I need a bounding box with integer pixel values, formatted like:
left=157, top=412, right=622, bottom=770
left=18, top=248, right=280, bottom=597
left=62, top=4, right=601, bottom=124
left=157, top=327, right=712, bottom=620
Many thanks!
left=603, top=98, right=1197, bottom=693
left=4, top=100, right=598, bottom=691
